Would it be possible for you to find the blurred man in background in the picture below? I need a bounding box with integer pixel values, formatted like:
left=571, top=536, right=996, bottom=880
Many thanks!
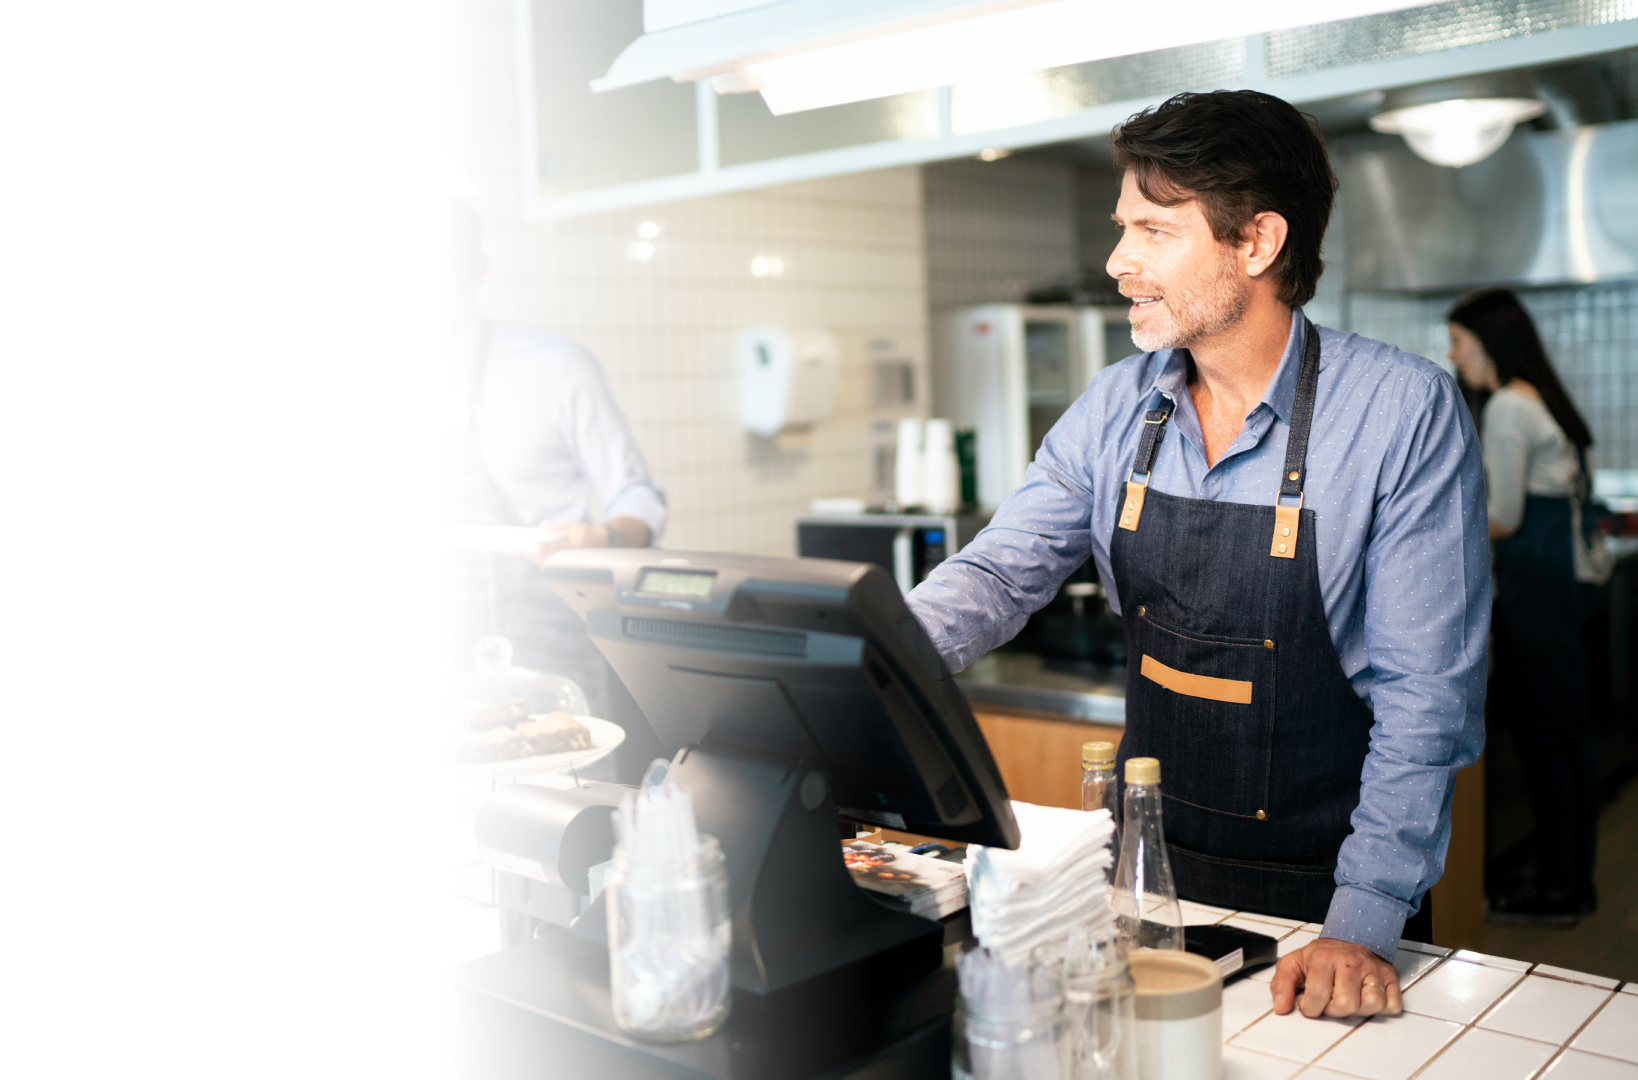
left=442, top=200, right=666, bottom=769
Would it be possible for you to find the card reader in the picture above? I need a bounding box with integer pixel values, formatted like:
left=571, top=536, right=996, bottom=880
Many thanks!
left=1183, top=923, right=1280, bottom=983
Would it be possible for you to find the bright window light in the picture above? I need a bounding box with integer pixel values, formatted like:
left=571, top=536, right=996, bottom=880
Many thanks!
left=750, top=255, right=784, bottom=278
left=628, top=240, right=656, bottom=261
left=636, top=220, right=661, bottom=239
left=1369, top=97, right=1546, bottom=167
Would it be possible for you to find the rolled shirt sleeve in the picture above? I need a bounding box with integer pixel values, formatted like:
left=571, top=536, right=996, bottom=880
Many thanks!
left=907, top=459, right=1094, bottom=673
left=1322, top=373, right=1490, bottom=959
left=557, top=354, right=668, bottom=540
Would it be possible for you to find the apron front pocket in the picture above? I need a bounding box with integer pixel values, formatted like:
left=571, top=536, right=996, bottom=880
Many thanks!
left=1131, top=609, right=1275, bottom=822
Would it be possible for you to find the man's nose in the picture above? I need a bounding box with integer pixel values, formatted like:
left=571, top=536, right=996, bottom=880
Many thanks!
left=1106, top=235, right=1137, bottom=280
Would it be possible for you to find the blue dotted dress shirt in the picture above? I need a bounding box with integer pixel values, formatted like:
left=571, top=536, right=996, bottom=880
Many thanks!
left=907, top=308, right=1490, bottom=959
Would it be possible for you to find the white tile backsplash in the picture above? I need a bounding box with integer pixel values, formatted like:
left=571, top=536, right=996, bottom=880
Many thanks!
left=1453, top=949, right=1535, bottom=973
left=1571, top=993, right=1638, bottom=1064
left=1402, top=958, right=1525, bottom=1024
left=1277, top=929, right=1320, bottom=958
left=1231, top=912, right=1305, bottom=931
left=1181, top=900, right=1235, bottom=924
left=1223, top=916, right=1298, bottom=940
left=1230, top=1008, right=1362, bottom=1062
left=1393, top=948, right=1444, bottom=989
left=1480, top=976, right=1615, bottom=1046
left=1542, top=1050, right=1638, bottom=1079
left=1222, top=1045, right=1304, bottom=1080
left=1535, top=966, right=1622, bottom=991
left=1313, top=1011, right=1462, bottom=1080
left=1415, top=1028, right=1560, bottom=1080
left=1222, top=976, right=1276, bottom=1037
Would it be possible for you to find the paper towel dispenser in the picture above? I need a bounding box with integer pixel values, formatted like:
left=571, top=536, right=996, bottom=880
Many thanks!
left=737, top=326, right=838, bottom=436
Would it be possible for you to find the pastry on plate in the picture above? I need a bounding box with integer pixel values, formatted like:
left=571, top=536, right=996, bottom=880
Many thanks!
left=458, top=699, right=531, bottom=731
left=515, top=711, right=593, bottom=755
left=447, top=724, right=533, bottom=764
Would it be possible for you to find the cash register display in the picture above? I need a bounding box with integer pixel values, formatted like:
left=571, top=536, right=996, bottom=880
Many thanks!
left=541, top=549, right=1019, bottom=849
left=635, top=567, right=716, bottom=599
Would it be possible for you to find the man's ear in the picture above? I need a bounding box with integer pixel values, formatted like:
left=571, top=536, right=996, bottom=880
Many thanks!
left=1243, top=211, right=1289, bottom=279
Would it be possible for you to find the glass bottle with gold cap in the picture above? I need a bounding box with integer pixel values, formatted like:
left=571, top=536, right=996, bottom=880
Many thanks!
left=1111, top=757, right=1183, bottom=951
left=1081, top=741, right=1120, bottom=882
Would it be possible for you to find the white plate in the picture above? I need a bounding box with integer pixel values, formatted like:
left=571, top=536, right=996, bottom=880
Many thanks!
left=447, top=714, right=625, bottom=779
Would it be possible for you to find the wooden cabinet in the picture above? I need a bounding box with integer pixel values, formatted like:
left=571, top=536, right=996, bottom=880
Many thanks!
left=969, top=706, right=1485, bottom=952
left=972, top=707, right=1122, bottom=811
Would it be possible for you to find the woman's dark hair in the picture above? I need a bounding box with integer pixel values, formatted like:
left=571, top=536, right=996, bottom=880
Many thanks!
left=1110, top=90, right=1337, bottom=308
left=1447, top=288, right=1592, bottom=451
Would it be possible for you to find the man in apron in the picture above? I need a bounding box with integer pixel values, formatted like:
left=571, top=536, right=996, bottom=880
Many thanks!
left=906, top=91, right=1488, bottom=1020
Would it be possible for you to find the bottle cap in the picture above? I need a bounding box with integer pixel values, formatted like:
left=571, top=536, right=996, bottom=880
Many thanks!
left=1082, top=741, right=1116, bottom=767
left=1125, top=757, right=1160, bottom=785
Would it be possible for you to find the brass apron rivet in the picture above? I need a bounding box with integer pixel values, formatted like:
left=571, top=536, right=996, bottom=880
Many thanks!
left=1263, top=639, right=1274, bottom=649
left=1256, top=810, right=1266, bottom=820
left=1282, top=527, right=1290, bottom=536
left=1278, top=544, right=1287, bottom=553
left=1138, top=605, right=1146, bottom=616
left=1288, top=471, right=1299, bottom=481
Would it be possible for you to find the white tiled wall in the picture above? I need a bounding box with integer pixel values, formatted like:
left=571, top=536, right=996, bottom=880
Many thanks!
left=447, top=2, right=929, bottom=557
left=922, top=156, right=1080, bottom=314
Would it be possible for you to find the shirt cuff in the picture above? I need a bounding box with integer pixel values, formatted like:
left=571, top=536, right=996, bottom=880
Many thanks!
left=603, top=485, right=668, bottom=540
left=1320, top=885, right=1410, bottom=961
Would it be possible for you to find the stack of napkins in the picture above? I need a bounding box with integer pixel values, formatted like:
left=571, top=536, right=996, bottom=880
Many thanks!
left=964, top=801, right=1115, bottom=967
left=843, top=840, right=968, bottom=920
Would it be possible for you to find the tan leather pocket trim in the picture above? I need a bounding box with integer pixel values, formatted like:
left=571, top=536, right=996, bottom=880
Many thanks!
left=1118, top=481, right=1147, bottom=531
left=1140, top=654, right=1253, bottom=705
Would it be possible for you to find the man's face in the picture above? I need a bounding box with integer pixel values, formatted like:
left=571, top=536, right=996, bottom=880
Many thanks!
left=1107, top=171, right=1250, bottom=353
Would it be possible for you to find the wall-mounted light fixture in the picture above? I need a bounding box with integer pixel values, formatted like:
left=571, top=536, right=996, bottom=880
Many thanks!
left=1370, top=74, right=1546, bottom=167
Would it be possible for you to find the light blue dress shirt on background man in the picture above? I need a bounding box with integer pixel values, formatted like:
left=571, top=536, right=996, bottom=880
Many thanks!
left=906, top=308, right=1490, bottom=960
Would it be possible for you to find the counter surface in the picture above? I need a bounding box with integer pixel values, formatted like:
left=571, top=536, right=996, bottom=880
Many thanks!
left=448, top=895, right=1638, bottom=1079
left=956, top=650, right=1126, bottom=724
left=1191, top=899, right=1638, bottom=1079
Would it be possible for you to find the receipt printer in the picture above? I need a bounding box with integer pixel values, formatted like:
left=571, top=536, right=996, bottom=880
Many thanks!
left=473, top=782, right=630, bottom=940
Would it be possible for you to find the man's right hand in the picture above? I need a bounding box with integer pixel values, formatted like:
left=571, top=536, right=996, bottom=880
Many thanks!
left=1270, top=938, right=1402, bottom=1019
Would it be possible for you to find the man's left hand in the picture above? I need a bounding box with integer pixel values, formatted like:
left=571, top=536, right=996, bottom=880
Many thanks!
left=1270, top=938, right=1402, bottom=1019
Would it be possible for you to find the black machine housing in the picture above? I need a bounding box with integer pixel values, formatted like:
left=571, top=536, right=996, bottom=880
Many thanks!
left=538, top=550, right=1019, bottom=995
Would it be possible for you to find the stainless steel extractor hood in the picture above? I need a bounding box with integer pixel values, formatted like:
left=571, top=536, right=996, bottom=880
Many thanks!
left=1342, top=117, right=1638, bottom=291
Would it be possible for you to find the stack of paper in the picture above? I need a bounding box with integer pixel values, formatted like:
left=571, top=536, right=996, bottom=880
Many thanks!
left=842, top=840, right=968, bottom=920
left=964, top=801, right=1115, bottom=967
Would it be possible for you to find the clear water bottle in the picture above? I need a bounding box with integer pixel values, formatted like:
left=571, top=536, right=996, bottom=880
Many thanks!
left=1081, top=741, right=1120, bottom=882
left=1112, top=757, right=1183, bottom=951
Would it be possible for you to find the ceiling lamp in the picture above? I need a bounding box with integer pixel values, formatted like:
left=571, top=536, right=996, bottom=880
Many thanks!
left=1369, top=76, right=1546, bottom=167
left=597, top=0, right=1445, bottom=116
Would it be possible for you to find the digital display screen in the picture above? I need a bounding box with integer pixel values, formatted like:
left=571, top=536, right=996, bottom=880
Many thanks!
left=636, top=568, right=717, bottom=599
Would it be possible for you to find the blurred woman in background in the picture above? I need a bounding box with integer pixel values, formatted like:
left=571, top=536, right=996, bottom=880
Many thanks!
left=1448, top=288, right=1612, bottom=924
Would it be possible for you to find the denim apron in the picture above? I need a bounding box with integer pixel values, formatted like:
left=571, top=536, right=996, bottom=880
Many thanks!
left=1109, top=324, right=1374, bottom=923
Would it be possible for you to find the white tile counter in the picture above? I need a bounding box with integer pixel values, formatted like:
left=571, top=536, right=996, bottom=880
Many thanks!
left=1184, top=903, right=1638, bottom=1080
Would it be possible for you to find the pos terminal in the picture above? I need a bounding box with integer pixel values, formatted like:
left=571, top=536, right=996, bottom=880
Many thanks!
left=453, top=550, right=1019, bottom=1079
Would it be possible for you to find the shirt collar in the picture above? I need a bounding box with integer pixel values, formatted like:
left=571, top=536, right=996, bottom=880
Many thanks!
left=1146, top=307, right=1310, bottom=424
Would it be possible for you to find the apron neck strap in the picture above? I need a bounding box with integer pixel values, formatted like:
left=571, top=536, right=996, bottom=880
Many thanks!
left=1278, top=322, right=1322, bottom=502
left=1128, top=401, right=1174, bottom=483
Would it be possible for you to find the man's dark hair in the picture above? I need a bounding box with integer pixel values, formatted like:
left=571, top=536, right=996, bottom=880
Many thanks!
left=1111, top=90, right=1337, bottom=308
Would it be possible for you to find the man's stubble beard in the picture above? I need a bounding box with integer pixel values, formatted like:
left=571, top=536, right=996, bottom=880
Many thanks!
left=1128, top=246, right=1251, bottom=353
